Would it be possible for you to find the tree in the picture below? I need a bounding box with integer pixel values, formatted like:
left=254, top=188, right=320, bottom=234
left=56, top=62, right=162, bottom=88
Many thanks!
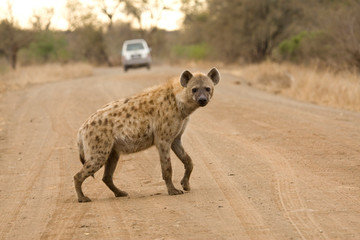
left=30, top=7, right=54, bottom=31
left=205, top=0, right=302, bottom=62
left=325, top=0, right=360, bottom=68
left=0, top=2, right=32, bottom=69
left=274, top=0, right=360, bottom=69
left=181, top=0, right=208, bottom=45
left=65, top=0, right=112, bottom=65
left=124, top=0, right=171, bottom=34
left=66, top=0, right=99, bottom=31
left=94, top=0, right=122, bottom=30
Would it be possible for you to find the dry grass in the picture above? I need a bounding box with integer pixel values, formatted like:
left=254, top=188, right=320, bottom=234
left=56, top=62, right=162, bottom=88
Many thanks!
left=0, top=63, right=93, bottom=93
left=227, top=61, right=360, bottom=112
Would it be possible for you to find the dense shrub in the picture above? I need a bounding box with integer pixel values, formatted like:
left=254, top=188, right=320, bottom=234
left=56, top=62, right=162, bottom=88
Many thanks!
left=19, top=31, right=70, bottom=64
left=172, top=43, right=210, bottom=60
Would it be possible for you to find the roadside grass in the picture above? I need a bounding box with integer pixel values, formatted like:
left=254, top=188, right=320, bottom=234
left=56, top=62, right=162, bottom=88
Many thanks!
left=228, top=61, right=360, bottom=112
left=0, top=63, right=93, bottom=93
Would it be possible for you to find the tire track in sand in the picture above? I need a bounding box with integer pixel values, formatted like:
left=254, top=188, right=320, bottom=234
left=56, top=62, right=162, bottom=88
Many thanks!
left=189, top=117, right=328, bottom=239
left=188, top=129, right=276, bottom=240
left=0, top=87, right=57, bottom=240
left=239, top=134, right=329, bottom=240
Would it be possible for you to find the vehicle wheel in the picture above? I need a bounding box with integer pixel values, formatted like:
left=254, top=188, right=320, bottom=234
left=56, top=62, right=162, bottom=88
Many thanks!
left=124, top=66, right=128, bottom=72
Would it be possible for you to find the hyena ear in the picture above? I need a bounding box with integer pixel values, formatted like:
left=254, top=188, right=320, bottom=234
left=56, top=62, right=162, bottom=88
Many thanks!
left=207, top=67, right=220, bottom=85
left=180, top=70, right=193, bottom=87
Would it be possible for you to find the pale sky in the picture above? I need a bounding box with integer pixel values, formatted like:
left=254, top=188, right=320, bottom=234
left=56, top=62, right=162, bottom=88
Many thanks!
left=0, top=0, right=184, bottom=31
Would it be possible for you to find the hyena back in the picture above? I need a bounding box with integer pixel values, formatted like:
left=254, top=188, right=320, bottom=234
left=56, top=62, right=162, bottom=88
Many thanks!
left=74, top=68, right=220, bottom=202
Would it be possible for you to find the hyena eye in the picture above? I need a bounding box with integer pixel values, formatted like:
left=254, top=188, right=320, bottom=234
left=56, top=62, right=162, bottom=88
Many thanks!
left=205, top=87, right=211, bottom=92
left=192, top=88, right=198, bottom=93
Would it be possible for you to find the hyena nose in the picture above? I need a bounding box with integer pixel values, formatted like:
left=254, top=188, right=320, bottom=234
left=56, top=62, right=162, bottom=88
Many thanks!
left=198, top=97, right=208, bottom=106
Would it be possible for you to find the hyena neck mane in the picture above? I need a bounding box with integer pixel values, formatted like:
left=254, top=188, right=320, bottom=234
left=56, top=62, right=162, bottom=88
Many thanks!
left=176, top=96, right=198, bottom=119
left=172, top=80, right=199, bottom=119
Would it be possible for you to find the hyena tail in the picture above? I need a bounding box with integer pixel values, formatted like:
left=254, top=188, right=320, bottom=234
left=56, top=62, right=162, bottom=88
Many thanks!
left=79, top=153, right=86, bottom=165
left=78, top=135, right=86, bottom=165
left=78, top=135, right=94, bottom=178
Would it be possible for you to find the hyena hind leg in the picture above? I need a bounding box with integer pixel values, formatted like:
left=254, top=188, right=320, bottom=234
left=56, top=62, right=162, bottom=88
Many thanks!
left=74, top=155, right=107, bottom=203
left=102, top=149, right=128, bottom=197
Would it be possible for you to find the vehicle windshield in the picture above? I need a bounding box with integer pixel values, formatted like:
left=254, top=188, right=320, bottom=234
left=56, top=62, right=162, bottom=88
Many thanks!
left=126, top=43, right=144, bottom=51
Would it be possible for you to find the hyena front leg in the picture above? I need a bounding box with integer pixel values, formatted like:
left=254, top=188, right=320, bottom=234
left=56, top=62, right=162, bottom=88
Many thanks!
left=102, top=149, right=128, bottom=197
left=157, top=141, right=184, bottom=195
left=171, top=136, right=193, bottom=191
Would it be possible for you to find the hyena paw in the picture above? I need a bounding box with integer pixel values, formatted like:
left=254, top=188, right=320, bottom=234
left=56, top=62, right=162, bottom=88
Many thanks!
left=181, top=179, right=190, bottom=191
left=168, top=188, right=184, bottom=195
left=114, top=190, right=128, bottom=198
left=78, top=196, right=92, bottom=203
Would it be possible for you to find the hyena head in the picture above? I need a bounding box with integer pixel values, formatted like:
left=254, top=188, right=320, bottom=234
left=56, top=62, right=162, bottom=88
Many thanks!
left=180, top=68, right=220, bottom=107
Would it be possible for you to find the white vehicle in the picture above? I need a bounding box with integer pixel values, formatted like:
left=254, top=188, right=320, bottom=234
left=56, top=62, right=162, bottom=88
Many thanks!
left=121, top=39, right=152, bottom=72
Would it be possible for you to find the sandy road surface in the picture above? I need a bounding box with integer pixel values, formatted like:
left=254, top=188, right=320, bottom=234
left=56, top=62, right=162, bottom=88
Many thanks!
left=0, top=65, right=359, bottom=240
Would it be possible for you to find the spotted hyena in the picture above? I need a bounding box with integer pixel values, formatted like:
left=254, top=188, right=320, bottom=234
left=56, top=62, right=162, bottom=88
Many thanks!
left=74, top=68, right=220, bottom=202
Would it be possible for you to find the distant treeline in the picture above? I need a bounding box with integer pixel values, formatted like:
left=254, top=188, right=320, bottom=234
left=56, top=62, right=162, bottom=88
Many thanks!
left=181, top=0, right=360, bottom=69
left=0, top=0, right=359, bottom=70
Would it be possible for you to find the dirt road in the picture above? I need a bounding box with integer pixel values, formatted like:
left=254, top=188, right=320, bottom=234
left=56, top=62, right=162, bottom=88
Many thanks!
left=0, top=65, right=359, bottom=240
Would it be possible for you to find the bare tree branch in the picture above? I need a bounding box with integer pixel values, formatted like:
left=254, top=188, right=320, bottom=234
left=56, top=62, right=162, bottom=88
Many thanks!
left=30, top=8, right=54, bottom=31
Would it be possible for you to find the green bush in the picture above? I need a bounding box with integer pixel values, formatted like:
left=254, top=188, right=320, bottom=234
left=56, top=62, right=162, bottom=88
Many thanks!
left=20, top=31, right=70, bottom=64
left=277, top=31, right=322, bottom=61
left=172, top=43, right=210, bottom=60
left=278, top=32, right=308, bottom=59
